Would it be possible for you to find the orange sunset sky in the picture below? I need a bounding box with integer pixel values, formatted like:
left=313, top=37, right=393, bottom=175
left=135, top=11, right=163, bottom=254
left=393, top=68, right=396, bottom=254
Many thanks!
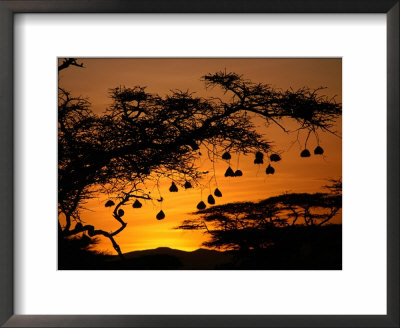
left=58, top=58, right=342, bottom=254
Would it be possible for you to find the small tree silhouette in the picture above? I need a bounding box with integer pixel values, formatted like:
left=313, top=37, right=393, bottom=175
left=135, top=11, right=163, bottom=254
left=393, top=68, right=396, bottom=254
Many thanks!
left=58, top=59, right=341, bottom=258
left=175, top=180, right=342, bottom=252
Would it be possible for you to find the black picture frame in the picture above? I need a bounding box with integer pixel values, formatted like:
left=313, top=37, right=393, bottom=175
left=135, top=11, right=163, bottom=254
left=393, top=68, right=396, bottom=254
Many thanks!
left=0, top=1, right=398, bottom=327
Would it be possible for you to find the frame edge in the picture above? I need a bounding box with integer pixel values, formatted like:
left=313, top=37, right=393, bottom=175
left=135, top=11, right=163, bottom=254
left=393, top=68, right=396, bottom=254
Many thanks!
left=0, top=0, right=14, bottom=327
left=1, top=0, right=399, bottom=327
left=387, top=2, right=400, bottom=326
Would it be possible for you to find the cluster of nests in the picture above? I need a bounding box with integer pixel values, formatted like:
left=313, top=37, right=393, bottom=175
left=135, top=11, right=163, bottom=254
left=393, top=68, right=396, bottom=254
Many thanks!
left=223, top=151, right=281, bottom=177
left=300, top=146, right=324, bottom=157
left=104, top=182, right=223, bottom=220
left=196, top=188, right=222, bottom=210
left=103, top=146, right=325, bottom=220
left=167, top=181, right=222, bottom=211
left=105, top=197, right=165, bottom=220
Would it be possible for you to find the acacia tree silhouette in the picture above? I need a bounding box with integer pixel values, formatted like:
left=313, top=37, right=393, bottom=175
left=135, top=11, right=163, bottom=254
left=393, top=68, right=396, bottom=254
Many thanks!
left=175, top=180, right=342, bottom=252
left=58, top=59, right=341, bottom=259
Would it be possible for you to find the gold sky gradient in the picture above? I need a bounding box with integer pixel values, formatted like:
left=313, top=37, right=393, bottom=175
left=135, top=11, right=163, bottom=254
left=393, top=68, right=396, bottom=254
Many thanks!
left=59, top=58, right=342, bottom=254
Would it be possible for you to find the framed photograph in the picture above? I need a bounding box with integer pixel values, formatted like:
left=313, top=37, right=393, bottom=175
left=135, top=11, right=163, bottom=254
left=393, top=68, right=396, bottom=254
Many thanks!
left=0, top=1, right=398, bottom=327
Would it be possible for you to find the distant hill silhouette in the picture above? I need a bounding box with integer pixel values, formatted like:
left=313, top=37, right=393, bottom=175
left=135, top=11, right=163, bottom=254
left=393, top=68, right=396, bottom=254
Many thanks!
left=106, top=247, right=234, bottom=270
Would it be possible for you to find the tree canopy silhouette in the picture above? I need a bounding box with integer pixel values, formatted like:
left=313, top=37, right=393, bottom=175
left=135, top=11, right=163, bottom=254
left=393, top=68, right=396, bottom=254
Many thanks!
left=58, top=59, right=341, bottom=258
left=175, top=180, right=342, bottom=251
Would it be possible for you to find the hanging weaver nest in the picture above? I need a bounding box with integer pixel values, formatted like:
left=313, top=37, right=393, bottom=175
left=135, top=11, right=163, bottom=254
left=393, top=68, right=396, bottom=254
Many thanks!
left=222, top=152, right=231, bottom=160
left=156, top=210, right=165, bottom=220
left=169, top=182, right=178, bottom=192
left=224, top=166, right=235, bottom=177
left=214, top=188, right=222, bottom=197
left=132, top=199, right=142, bottom=208
left=266, top=164, right=275, bottom=175
left=269, top=154, right=281, bottom=162
left=314, top=146, right=324, bottom=155
left=105, top=200, right=115, bottom=207
left=87, top=225, right=95, bottom=236
left=197, top=201, right=206, bottom=210
left=254, top=151, right=264, bottom=164
left=300, top=149, right=311, bottom=157
left=207, top=194, right=216, bottom=205
left=234, top=169, right=243, bottom=177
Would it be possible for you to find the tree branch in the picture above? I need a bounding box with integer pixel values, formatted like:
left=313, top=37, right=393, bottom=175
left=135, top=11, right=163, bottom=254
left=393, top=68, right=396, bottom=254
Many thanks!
left=58, top=58, right=84, bottom=71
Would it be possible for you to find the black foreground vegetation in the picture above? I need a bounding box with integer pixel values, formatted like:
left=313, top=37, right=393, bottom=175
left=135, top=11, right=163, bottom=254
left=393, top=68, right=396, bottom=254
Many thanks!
left=59, top=181, right=342, bottom=270
left=59, top=225, right=341, bottom=270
